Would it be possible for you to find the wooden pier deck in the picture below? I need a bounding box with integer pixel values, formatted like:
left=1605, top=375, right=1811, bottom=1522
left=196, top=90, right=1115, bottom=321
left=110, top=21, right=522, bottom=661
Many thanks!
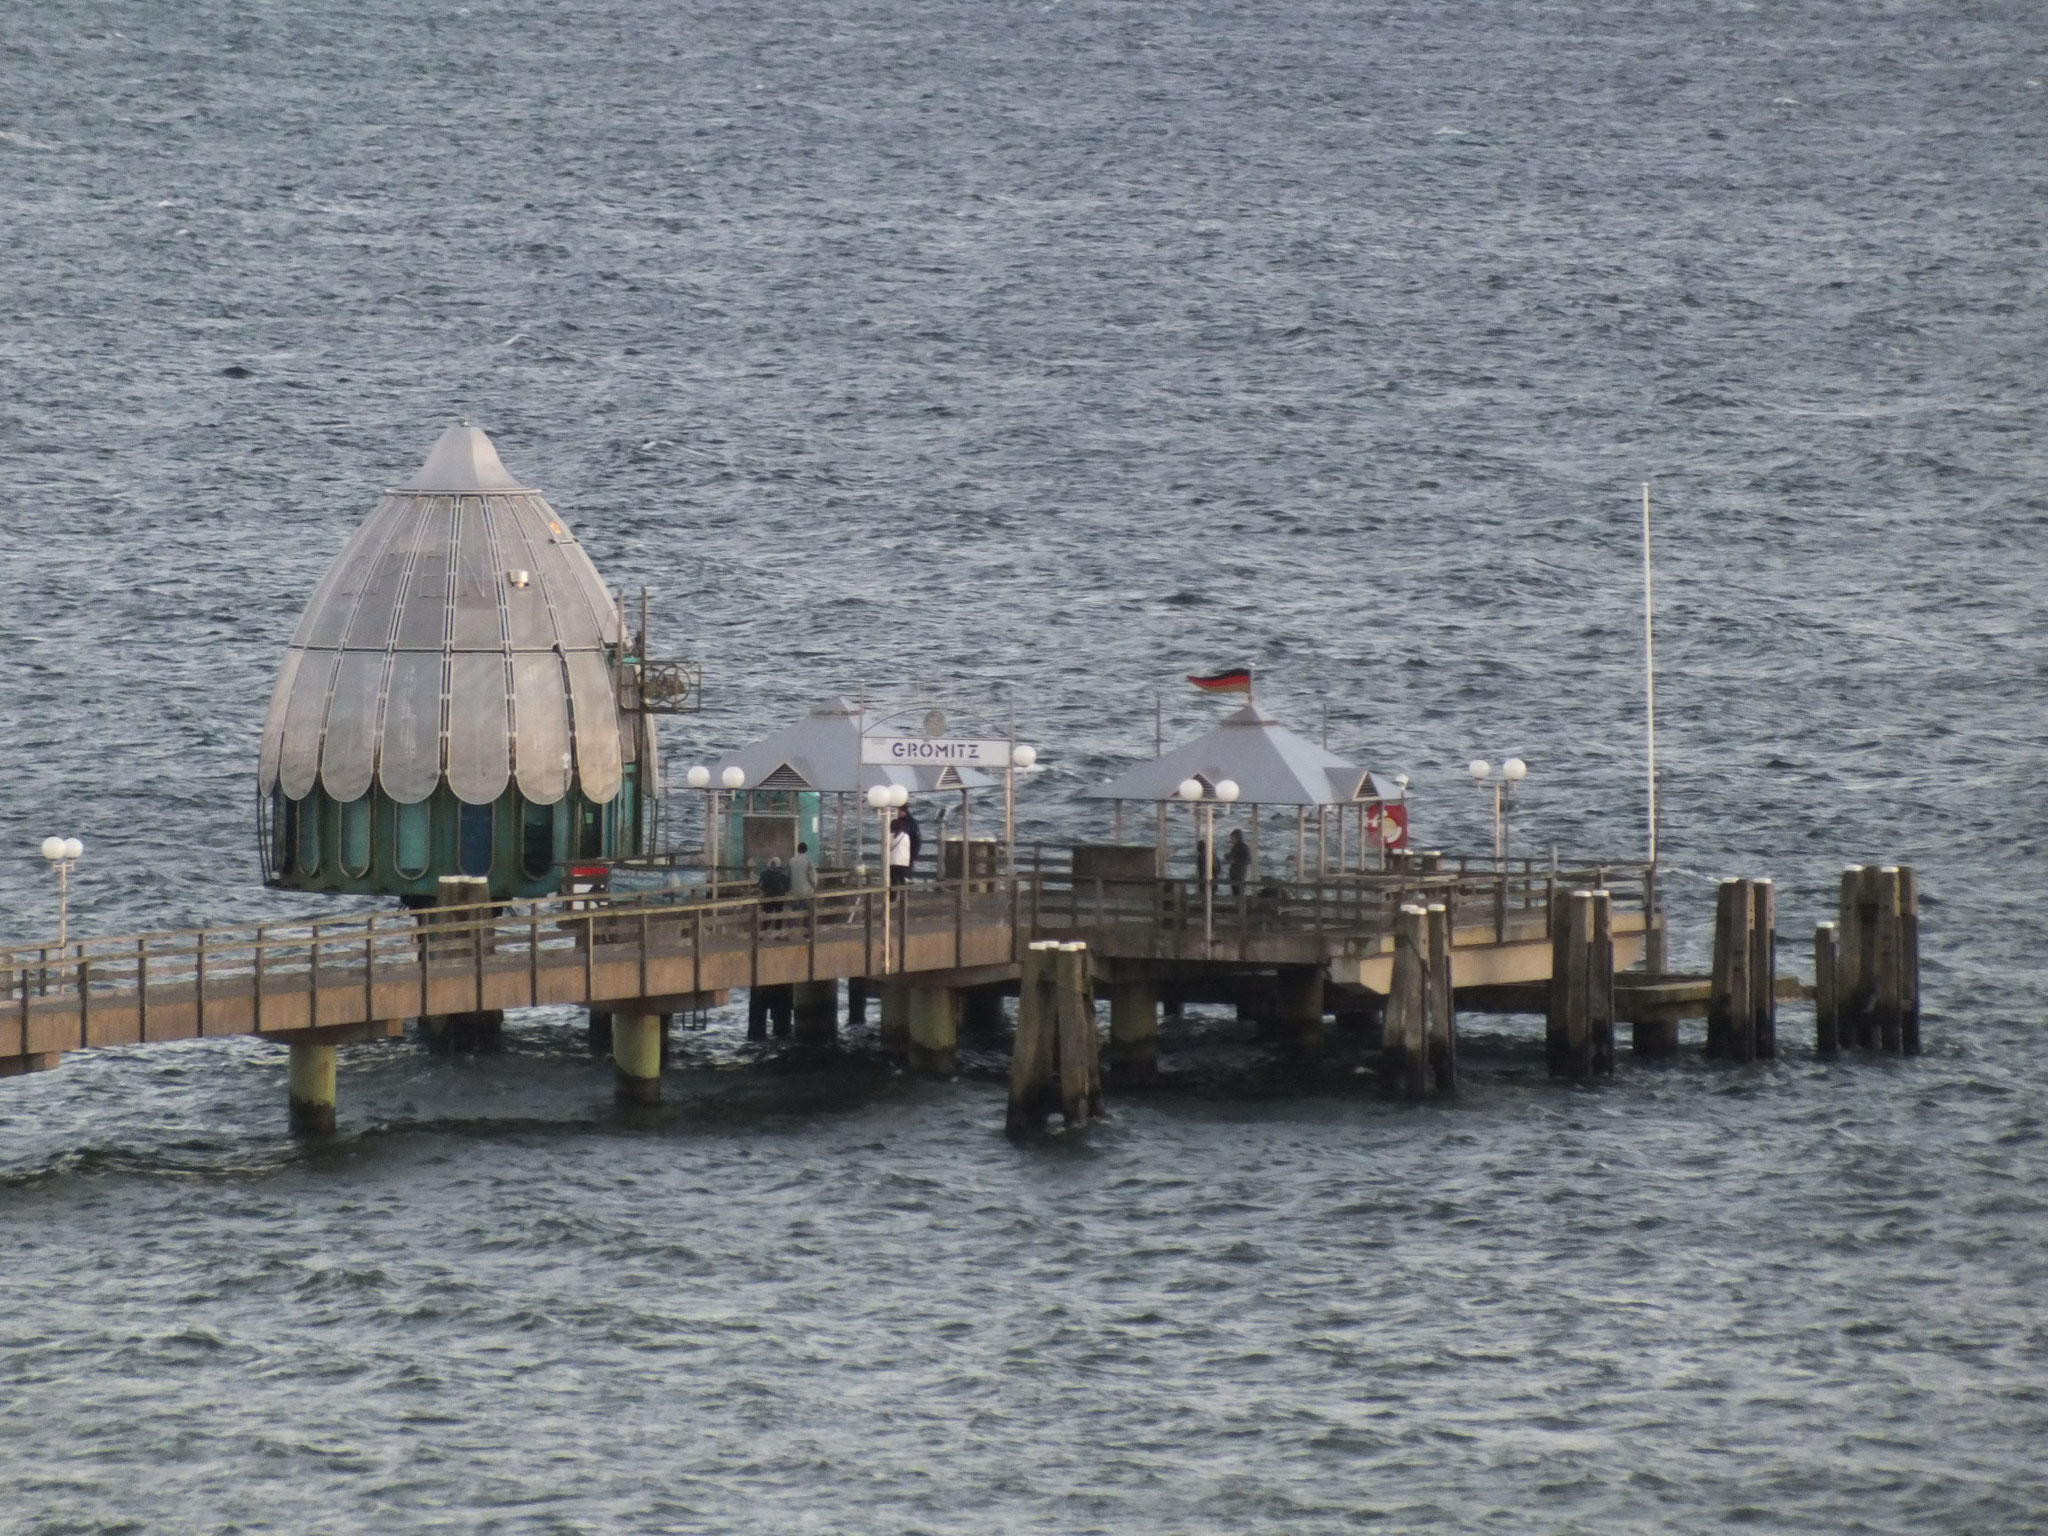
left=0, top=856, right=1649, bottom=1079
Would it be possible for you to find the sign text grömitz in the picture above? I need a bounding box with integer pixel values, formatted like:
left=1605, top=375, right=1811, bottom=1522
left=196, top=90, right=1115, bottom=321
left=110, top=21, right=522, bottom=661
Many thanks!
left=859, top=737, right=1010, bottom=767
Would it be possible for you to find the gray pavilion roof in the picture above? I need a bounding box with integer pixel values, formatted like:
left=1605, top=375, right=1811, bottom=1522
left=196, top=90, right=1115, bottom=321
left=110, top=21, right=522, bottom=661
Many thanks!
left=258, top=423, right=629, bottom=807
left=1080, top=702, right=1397, bottom=806
left=711, top=698, right=1000, bottom=794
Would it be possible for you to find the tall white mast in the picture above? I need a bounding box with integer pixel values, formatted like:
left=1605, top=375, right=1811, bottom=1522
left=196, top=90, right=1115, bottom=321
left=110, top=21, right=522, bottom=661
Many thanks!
left=1642, top=482, right=1659, bottom=867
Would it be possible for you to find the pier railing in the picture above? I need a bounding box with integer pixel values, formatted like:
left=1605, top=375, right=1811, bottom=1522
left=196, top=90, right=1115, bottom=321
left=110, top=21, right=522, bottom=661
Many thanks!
left=1, top=854, right=1649, bottom=1055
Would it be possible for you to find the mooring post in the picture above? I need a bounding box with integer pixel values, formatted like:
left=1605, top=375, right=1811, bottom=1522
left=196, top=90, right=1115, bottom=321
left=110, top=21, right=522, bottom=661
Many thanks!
left=1545, top=888, right=1572, bottom=1075
left=287, top=1041, right=337, bottom=1135
left=612, top=1012, right=662, bottom=1105
left=1898, top=865, right=1921, bottom=1056
left=1728, top=880, right=1755, bottom=1062
left=1642, top=864, right=1667, bottom=974
left=1425, top=902, right=1457, bottom=1096
left=1385, top=903, right=1429, bottom=1099
left=1054, top=943, right=1102, bottom=1126
left=1563, top=890, right=1594, bottom=1083
left=1852, top=865, right=1884, bottom=1049
left=1748, top=878, right=1776, bottom=1060
left=1814, top=922, right=1840, bottom=1056
left=1005, top=943, right=1058, bottom=1138
left=1589, top=888, right=1615, bottom=1077
left=1874, top=866, right=1905, bottom=1053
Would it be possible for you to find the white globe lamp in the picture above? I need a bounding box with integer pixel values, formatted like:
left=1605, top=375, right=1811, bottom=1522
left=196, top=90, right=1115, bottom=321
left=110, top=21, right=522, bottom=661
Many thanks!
left=1011, top=744, right=1037, bottom=769
left=1503, top=757, right=1528, bottom=781
left=686, top=765, right=710, bottom=788
left=1468, top=759, right=1491, bottom=781
left=721, top=766, right=745, bottom=789
left=1215, top=779, right=1241, bottom=803
left=867, top=784, right=891, bottom=809
left=1176, top=778, right=1204, bottom=802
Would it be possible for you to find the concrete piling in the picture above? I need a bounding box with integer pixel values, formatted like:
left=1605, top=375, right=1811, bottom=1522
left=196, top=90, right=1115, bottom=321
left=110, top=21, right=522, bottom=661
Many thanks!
left=878, top=986, right=910, bottom=1054
left=908, top=987, right=959, bottom=1076
left=287, top=1041, right=337, bottom=1135
left=792, top=980, right=838, bottom=1044
left=612, top=1012, right=662, bottom=1105
left=1108, top=976, right=1159, bottom=1079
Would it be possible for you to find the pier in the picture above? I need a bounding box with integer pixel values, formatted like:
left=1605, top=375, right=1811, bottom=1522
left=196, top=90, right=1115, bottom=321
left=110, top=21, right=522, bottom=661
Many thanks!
left=3, top=853, right=1669, bottom=1124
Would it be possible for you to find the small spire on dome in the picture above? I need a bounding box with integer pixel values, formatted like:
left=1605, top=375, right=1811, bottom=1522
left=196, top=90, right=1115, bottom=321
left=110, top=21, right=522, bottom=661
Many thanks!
left=403, top=421, right=527, bottom=492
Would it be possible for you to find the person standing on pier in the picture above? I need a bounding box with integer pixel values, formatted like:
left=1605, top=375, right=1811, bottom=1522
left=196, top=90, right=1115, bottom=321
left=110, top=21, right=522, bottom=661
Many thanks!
left=1226, top=829, right=1252, bottom=896
left=888, top=814, right=913, bottom=886
left=789, top=841, right=818, bottom=909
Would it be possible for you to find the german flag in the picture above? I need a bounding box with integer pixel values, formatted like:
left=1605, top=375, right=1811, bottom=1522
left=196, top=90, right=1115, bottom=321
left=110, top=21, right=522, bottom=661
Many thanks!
left=1187, top=668, right=1253, bottom=695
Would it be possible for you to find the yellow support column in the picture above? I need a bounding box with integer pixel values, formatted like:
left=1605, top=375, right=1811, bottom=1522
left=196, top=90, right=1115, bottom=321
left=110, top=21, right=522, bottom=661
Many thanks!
left=613, top=1012, right=663, bottom=1105
left=288, top=1042, right=337, bottom=1135
left=908, top=988, right=958, bottom=1077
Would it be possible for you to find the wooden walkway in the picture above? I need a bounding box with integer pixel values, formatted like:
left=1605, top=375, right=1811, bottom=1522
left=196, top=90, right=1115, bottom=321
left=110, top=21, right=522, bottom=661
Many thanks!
left=0, top=858, right=1650, bottom=1076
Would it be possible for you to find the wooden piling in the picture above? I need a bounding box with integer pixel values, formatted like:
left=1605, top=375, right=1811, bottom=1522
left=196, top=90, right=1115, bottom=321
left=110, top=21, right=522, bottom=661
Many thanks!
left=1813, top=922, right=1840, bottom=1056
left=1748, top=878, right=1776, bottom=1060
left=1054, top=944, right=1103, bottom=1127
left=1561, top=891, right=1593, bottom=1083
left=1897, top=866, right=1921, bottom=1056
left=1708, top=879, right=1754, bottom=1062
left=1383, top=904, right=1430, bottom=1099
left=1425, top=903, right=1457, bottom=1096
left=1545, top=889, right=1571, bottom=1076
left=1588, top=889, right=1615, bottom=1077
left=1875, top=867, right=1903, bottom=1053
left=1006, top=942, right=1101, bottom=1138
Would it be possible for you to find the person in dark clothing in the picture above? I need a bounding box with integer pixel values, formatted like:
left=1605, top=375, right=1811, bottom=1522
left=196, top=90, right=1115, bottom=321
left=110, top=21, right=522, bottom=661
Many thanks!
left=1225, top=829, right=1252, bottom=897
left=759, top=855, right=790, bottom=927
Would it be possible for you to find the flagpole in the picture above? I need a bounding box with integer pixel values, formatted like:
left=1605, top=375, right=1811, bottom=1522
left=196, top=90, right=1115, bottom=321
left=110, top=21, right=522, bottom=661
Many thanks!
left=1642, top=482, right=1658, bottom=868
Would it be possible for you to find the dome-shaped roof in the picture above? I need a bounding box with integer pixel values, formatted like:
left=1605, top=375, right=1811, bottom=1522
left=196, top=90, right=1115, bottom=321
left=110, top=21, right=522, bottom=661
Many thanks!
left=258, top=423, right=626, bottom=807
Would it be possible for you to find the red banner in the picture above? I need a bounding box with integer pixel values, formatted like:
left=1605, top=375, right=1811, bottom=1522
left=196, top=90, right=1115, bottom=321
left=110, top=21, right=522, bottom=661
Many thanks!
left=1366, top=801, right=1409, bottom=850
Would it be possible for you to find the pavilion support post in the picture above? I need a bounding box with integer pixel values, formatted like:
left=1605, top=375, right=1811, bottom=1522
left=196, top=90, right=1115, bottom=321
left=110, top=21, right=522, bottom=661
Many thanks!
left=287, top=1042, right=337, bottom=1136
left=792, top=980, right=838, bottom=1044
left=587, top=1009, right=613, bottom=1054
left=613, top=1012, right=662, bottom=1105
left=846, top=977, right=869, bottom=1028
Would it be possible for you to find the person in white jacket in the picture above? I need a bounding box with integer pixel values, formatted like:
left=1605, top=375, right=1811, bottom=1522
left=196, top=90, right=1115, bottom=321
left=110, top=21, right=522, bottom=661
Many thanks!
left=888, top=816, right=913, bottom=886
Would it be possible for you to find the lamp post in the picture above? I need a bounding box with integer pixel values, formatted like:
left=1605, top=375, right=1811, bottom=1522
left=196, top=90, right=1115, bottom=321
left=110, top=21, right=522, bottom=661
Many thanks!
left=1466, top=757, right=1528, bottom=867
left=686, top=765, right=712, bottom=887
left=1006, top=743, right=1035, bottom=884
left=40, top=836, right=83, bottom=949
left=868, top=781, right=909, bottom=973
left=718, top=765, right=745, bottom=887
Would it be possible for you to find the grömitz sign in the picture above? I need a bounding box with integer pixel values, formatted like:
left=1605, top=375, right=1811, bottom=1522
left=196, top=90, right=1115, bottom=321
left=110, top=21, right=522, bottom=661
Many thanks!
left=860, top=736, right=1010, bottom=768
